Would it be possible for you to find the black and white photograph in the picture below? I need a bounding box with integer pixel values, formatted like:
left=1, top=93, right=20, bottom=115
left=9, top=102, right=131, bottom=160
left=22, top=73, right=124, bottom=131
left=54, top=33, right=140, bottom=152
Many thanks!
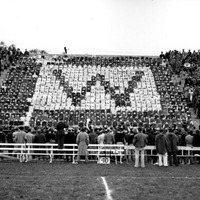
left=0, top=0, right=200, bottom=199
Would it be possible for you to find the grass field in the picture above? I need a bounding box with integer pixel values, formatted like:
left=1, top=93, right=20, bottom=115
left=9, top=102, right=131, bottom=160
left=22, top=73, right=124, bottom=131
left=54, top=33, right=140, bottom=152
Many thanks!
left=0, top=160, right=200, bottom=200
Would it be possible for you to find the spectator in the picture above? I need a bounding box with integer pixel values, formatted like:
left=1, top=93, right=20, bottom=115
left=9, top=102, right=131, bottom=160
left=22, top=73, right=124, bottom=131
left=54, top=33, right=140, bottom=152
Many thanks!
left=133, top=127, right=148, bottom=168
left=33, top=129, right=46, bottom=160
left=97, top=129, right=105, bottom=162
left=0, top=127, right=6, bottom=161
left=193, top=130, right=200, bottom=164
left=24, top=127, right=35, bottom=162
left=155, top=129, right=168, bottom=167
left=104, top=129, right=115, bottom=144
left=13, top=126, right=26, bottom=162
left=76, top=127, right=89, bottom=163
left=165, top=128, right=179, bottom=166
left=56, top=118, right=68, bottom=149
left=64, top=128, right=76, bottom=162
left=185, top=130, right=194, bottom=164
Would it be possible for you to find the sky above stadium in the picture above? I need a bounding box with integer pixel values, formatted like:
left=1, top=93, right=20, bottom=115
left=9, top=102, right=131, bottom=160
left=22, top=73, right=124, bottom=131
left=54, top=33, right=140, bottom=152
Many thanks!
left=0, top=0, right=200, bottom=56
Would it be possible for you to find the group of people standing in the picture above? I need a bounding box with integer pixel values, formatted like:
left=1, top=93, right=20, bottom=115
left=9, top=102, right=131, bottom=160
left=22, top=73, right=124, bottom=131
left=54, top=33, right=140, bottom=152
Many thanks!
left=1, top=118, right=200, bottom=167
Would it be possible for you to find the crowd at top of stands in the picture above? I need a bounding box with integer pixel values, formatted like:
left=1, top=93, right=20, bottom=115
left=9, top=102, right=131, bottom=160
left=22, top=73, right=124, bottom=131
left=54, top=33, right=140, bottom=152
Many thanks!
left=0, top=42, right=30, bottom=73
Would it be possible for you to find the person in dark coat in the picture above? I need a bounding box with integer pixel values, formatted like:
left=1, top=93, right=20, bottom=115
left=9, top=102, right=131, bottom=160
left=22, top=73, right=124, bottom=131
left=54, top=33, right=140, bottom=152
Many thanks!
left=33, top=129, right=46, bottom=160
left=56, top=118, right=68, bottom=149
left=165, top=128, right=179, bottom=166
left=155, top=129, right=168, bottom=167
left=64, top=128, right=76, bottom=162
left=193, top=130, right=200, bottom=163
left=0, top=127, right=6, bottom=159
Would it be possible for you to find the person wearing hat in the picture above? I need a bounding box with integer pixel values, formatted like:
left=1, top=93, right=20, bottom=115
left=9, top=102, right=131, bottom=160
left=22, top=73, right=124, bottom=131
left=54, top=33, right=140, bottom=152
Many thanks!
left=155, top=129, right=168, bottom=167
left=76, top=127, right=89, bottom=163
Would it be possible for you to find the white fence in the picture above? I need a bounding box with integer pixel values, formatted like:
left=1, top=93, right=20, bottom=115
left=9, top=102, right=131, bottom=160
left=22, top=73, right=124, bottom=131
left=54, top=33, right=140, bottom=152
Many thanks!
left=0, top=143, right=199, bottom=164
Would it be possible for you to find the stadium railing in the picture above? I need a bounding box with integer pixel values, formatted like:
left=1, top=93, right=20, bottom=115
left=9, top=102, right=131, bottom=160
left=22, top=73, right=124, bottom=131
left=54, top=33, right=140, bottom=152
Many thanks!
left=0, top=143, right=199, bottom=164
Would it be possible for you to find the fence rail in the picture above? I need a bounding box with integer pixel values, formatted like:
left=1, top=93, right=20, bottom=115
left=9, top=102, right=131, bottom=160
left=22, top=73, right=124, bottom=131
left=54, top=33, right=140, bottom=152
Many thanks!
left=0, top=143, right=199, bottom=164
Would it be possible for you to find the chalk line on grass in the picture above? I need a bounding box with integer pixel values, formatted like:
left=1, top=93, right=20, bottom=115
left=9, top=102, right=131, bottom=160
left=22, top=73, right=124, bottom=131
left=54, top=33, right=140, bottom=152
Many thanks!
left=101, top=176, right=113, bottom=200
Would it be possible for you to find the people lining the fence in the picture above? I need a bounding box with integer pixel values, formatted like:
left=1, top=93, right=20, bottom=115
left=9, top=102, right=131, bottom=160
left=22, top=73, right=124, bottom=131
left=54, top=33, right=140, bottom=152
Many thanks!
left=1, top=123, right=200, bottom=166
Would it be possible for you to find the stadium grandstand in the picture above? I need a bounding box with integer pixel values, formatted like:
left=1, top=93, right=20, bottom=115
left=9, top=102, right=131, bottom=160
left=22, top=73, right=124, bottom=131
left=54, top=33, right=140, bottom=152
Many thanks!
left=0, top=42, right=200, bottom=164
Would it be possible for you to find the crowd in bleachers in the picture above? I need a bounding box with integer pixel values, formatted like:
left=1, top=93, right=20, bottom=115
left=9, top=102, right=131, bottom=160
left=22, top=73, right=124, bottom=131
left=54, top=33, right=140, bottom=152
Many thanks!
left=0, top=43, right=24, bottom=73
left=0, top=46, right=200, bottom=165
left=160, top=49, right=200, bottom=119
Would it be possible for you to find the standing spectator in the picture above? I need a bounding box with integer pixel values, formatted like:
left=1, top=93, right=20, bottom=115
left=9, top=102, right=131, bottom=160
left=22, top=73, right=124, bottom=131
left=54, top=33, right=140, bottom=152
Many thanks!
left=76, top=127, right=89, bottom=163
left=133, top=127, right=148, bottom=168
left=64, top=128, right=76, bottom=162
left=88, top=128, right=98, bottom=161
left=33, top=129, right=46, bottom=160
left=155, top=129, right=168, bottom=167
left=97, top=129, right=105, bottom=162
left=0, top=127, right=6, bottom=161
left=193, top=130, right=200, bottom=164
left=126, top=128, right=136, bottom=163
left=165, top=129, right=179, bottom=166
left=56, top=118, right=68, bottom=149
left=88, top=128, right=98, bottom=144
left=104, top=129, right=115, bottom=144
left=24, top=128, right=35, bottom=162
left=185, top=130, right=194, bottom=164
left=13, top=126, right=26, bottom=162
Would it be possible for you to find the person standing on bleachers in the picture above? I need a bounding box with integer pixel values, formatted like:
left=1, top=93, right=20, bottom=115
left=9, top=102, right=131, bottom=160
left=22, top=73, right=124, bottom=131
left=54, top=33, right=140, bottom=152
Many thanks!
left=133, top=127, right=148, bottom=168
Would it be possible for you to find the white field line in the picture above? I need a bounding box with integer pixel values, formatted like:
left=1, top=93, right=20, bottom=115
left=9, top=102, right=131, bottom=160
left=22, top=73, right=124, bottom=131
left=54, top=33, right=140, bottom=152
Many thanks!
left=101, top=176, right=113, bottom=200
